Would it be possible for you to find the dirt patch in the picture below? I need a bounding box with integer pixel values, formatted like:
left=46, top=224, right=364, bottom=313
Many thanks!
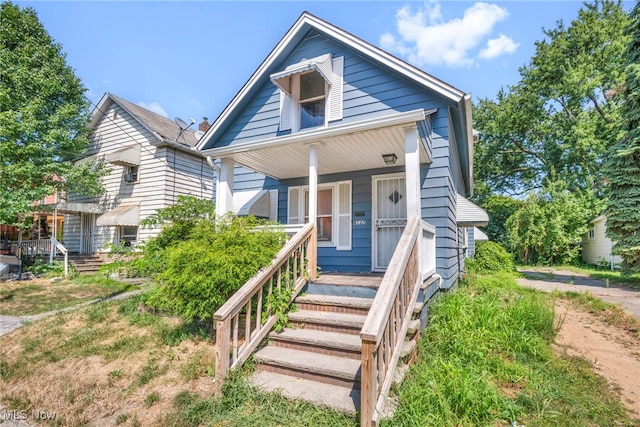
left=0, top=304, right=217, bottom=426
left=554, top=300, right=640, bottom=419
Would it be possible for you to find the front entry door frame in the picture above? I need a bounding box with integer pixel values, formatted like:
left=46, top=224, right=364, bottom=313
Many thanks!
left=372, top=172, right=407, bottom=272
left=80, top=213, right=94, bottom=254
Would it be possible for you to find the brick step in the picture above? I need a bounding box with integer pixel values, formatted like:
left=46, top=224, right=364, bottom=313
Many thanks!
left=295, top=294, right=372, bottom=315
left=288, top=310, right=366, bottom=335
left=269, top=328, right=361, bottom=360
left=254, top=346, right=361, bottom=389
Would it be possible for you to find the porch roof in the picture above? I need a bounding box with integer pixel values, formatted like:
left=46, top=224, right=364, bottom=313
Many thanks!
left=201, top=109, right=434, bottom=180
left=42, top=202, right=105, bottom=214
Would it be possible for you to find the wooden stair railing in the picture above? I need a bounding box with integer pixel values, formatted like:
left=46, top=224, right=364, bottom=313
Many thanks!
left=360, top=217, right=435, bottom=426
left=214, top=223, right=317, bottom=381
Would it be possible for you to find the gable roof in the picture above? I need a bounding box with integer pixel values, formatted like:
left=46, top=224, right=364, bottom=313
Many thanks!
left=196, top=12, right=472, bottom=154
left=90, top=92, right=199, bottom=149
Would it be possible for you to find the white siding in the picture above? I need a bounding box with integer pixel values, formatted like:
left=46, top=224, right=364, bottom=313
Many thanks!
left=63, top=103, right=213, bottom=253
left=582, top=217, right=622, bottom=266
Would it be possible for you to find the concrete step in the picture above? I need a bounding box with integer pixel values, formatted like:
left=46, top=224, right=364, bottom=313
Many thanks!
left=295, top=294, right=372, bottom=315
left=254, top=346, right=361, bottom=388
left=269, top=328, right=361, bottom=360
left=250, top=371, right=360, bottom=415
left=288, top=309, right=366, bottom=335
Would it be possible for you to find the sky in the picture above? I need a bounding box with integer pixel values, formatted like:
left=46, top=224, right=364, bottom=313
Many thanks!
left=15, top=0, right=635, bottom=125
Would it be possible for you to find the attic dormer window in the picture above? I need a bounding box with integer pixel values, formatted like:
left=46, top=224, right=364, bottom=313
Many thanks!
left=299, top=70, right=326, bottom=129
left=271, top=54, right=344, bottom=132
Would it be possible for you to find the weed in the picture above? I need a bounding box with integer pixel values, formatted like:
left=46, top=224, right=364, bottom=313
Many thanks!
left=115, top=413, right=129, bottom=425
left=136, top=357, right=168, bottom=386
left=144, top=391, right=160, bottom=407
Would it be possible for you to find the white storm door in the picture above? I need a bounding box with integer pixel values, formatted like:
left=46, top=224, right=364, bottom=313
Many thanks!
left=373, top=174, right=407, bottom=271
left=80, top=213, right=94, bottom=254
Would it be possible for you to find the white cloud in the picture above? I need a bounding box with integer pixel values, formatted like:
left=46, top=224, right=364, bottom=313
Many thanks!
left=479, top=34, right=519, bottom=59
left=138, top=101, right=168, bottom=117
left=380, top=1, right=516, bottom=68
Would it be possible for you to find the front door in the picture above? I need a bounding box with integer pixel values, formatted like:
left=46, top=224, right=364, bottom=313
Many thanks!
left=373, top=173, right=407, bottom=271
left=80, top=213, right=94, bottom=254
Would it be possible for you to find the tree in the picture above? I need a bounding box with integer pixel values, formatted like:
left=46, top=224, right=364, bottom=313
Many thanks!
left=478, top=195, right=523, bottom=248
left=474, top=0, right=630, bottom=196
left=0, top=2, right=105, bottom=228
left=506, top=181, right=603, bottom=264
left=603, top=1, right=640, bottom=273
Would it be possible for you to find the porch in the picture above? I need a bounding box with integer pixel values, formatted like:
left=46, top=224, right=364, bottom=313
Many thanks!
left=214, top=215, right=439, bottom=426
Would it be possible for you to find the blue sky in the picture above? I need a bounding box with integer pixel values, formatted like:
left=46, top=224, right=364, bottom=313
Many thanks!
left=17, top=1, right=635, bottom=124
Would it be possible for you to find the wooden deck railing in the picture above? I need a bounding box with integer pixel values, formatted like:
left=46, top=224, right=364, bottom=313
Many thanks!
left=360, top=217, right=435, bottom=426
left=214, top=222, right=317, bottom=380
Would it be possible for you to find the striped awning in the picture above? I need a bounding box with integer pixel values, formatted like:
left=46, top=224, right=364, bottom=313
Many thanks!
left=456, top=195, right=489, bottom=226
left=270, top=54, right=333, bottom=96
left=105, top=145, right=140, bottom=166
left=96, top=204, right=139, bottom=226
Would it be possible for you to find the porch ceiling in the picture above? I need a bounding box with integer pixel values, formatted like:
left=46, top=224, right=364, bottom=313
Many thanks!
left=204, top=109, right=434, bottom=180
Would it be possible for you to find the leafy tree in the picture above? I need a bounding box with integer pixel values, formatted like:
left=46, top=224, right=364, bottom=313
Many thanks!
left=506, top=182, right=603, bottom=264
left=604, top=1, right=640, bottom=273
left=477, top=195, right=523, bottom=247
left=140, top=195, right=216, bottom=249
left=474, top=0, right=629, bottom=196
left=0, top=2, right=105, bottom=227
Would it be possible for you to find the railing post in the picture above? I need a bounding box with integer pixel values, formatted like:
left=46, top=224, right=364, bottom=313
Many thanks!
left=361, top=340, right=377, bottom=427
left=215, top=317, right=230, bottom=380
left=308, top=225, right=317, bottom=280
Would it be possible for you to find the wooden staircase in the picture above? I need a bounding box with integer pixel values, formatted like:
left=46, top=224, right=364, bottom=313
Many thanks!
left=250, top=274, right=420, bottom=416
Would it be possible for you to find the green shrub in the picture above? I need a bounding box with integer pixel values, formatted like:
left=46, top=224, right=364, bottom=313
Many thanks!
left=466, top=241, right=514, bottom=274
left=144, top=216, right=285, bottom=322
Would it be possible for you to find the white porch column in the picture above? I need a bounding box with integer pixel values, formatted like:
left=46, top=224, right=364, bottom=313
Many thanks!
left=308, top=145, right=318, bottom=225
left=216, top=158, right=235, bottom=217
left=404, top=125, right=421, bottom=221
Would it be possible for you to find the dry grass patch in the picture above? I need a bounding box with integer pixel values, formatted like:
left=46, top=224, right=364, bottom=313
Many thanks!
left=0, top=297, right=216, bottom=426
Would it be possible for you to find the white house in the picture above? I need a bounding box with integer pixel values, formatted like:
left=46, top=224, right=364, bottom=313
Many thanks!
left=56, top=93, right=214, bottom=253
left=582, top=215, right=622, bottom=268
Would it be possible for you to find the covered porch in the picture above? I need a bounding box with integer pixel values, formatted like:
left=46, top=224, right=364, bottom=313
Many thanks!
left=203, top=109, right=436, bottom=274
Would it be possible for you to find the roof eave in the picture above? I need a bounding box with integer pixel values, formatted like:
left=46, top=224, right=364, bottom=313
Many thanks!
left=196, top=12, right=466, bottom=152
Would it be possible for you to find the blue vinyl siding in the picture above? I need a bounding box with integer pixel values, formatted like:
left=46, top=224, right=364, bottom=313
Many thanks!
left=206, top=29, right=468, bottom=288
left=212, top=30, right=451, bottom=149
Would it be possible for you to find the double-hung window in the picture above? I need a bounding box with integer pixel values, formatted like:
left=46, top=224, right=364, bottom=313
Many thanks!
left=288, top=181, right=351, bottom=250
left=271, top=54, right=344, bottom=133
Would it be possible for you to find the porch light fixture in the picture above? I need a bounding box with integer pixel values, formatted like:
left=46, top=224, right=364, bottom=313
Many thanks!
left=382, top=153, right=397, bottom=165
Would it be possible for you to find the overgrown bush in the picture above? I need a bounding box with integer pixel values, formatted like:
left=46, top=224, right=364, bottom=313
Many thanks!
left=466, top=241, right=514, bottom=274
left=144, top=216, right=285, bottom=322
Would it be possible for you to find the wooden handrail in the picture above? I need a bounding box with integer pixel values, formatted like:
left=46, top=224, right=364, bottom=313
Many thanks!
left=214, top=222, right=317, bottom=380
left=360, top=217, right=435, bottom=426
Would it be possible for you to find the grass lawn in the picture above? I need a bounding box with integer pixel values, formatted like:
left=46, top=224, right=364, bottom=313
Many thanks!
left=0, top=274, right=140, bottom=316
left=1, top=273, right=637, bottom=426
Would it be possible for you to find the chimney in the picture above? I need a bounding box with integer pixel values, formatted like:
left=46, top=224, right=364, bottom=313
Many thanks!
left=199, top=117, right=211, bottom=132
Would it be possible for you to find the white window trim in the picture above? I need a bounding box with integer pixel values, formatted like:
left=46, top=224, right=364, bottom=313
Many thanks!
left=288, top=180, right=351, bottom=250
left=276, top=56, right=344, bottom=133
left=588, top=228, right=595, bottom=240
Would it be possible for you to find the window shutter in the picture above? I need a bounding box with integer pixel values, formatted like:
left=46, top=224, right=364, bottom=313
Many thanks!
left=269, top=189, right=279, bottom=221
left=336, top=180, right=351, bottom=251
left=279, top=90, right=292, bottom=131
left=328, top=56, right=344, bottom=122
left=288, top=187, right=301, bottom=224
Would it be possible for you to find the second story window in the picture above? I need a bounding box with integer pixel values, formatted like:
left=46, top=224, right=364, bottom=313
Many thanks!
left=124, top=165, right=138, bottom=184
left=299, top=70, right=326, bottom=129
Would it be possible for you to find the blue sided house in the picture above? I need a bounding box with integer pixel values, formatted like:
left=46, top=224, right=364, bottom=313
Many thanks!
left=196, top=12, right=488, bottom=423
